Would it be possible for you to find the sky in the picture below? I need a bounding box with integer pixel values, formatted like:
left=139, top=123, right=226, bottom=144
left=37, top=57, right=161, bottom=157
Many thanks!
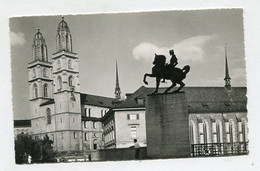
left=10, top=9, right=246, bottom=120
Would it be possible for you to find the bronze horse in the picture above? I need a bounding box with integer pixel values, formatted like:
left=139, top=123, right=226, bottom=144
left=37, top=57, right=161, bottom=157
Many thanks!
left=143, top=54, right=190, bottom=94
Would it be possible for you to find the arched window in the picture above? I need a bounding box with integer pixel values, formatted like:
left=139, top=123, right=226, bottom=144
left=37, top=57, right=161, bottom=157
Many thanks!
left=46, top=108, right=51, bottom=125
left=74, top=132, right=77, bottom=139
left=198, top=120, right=208, bottom=144
left=88, top=108, right=91, bottom=117
left=225, top=120, right=234, bottom=143
left=93, top=139, right=98, bottom=150
left=68, top=59, right=72, bottom=69
left=32, top=68, right=36, bottom=77
left=68, top=75, right=73, bottom=87
left=33, top=83, right=38, bottom=98
left=57, top=76, right=62, bottom=91
left=189, top=121, right=195, bottom=144
left=85, top=133, right=88, bottom=141
left=43, top=68, right=47, bottom=77
left=84, top=121, right=87, bottom=128
left=43, top=84, right=48, bottom=97
left=57, top=59, right=61, bottom=69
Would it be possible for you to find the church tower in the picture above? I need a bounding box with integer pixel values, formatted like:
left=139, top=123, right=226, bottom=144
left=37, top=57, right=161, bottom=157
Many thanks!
left=224, top=44, right=231, bottom=90
left=52, top=17, right=82, bottom=152
left=114, top=60, right=121, bottom=100
left=28, top=27, right=53, bottom=135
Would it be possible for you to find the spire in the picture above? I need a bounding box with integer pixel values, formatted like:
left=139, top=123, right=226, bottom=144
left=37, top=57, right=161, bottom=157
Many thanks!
left=56, top=17, right=73, bottom=53
left=224, top=44, right=231, bottom=90
left=115, top=60, right=121, bottom=100
left=32, top=27, right=48, bottom=62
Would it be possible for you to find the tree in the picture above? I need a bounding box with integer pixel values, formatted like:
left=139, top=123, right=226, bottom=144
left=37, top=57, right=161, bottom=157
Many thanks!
left=15, top=134, right=35, bottom=164
left=41, top=135, right=56, bottom=162
left=15, top=134, right=56, bottom=164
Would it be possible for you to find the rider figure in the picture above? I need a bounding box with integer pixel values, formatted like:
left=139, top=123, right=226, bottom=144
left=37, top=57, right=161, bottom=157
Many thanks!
left=162, top=49, right=178, bottom=83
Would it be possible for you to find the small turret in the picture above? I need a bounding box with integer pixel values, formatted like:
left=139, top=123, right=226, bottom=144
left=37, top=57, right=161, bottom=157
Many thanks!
left=32, top=27, right=48, bottom=61
left=56, top=17, right=73, bottom=52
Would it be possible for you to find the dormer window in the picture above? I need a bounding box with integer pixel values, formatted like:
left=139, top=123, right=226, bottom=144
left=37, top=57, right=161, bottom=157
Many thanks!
left=137, top=98, right=145, bottom=106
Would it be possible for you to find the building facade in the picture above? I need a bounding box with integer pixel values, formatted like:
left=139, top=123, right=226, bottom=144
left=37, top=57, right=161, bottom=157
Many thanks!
left=26, top=18, right=116, bottom=154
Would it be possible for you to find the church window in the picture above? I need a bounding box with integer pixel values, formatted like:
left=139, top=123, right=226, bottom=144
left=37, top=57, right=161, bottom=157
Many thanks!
left=93, top=122, right=97, bottom=129
left=84, top=121, right=87, bottom=128
left=33, top=68, right=36, bottom=78
left=198, top=121, right=208, bottom=144
left=84, top=108, right=87, bottom=117
left=57, top=76, right=62, bottom=91
left=33, top=83, right=38, bottom=98
left=57, top=59, right=61, bottom=69
left=85, top=133, right=88, bottom=141
left=43, top=84, right=48, bottom=97
left=68, top=59, right=73, bottom=69
left=130, top=126, right=137, bottom=138
left=93, top=139, right=98, bottom=150
left=68, top=75, right=73, bottom=87
left=74, top=132, right=77, bottom=139
left=238, top=120, right=247, bottom=143
left=43, top=68, right=47, bottom=77
left=189, top=122, right=194, bottom=144
left=46, top=108, right=51, bottom=125
left=226, top=120, right=234, bottom=143
left=88, top=108, right=91, bottom=117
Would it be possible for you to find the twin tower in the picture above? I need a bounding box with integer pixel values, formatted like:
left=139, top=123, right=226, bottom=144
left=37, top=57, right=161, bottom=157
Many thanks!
left=28, top=17, right=82, bottom=151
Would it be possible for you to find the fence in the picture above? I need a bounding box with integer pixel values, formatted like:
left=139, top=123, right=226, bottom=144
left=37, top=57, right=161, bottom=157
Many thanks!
left=191, top=142, right=249, bottom=157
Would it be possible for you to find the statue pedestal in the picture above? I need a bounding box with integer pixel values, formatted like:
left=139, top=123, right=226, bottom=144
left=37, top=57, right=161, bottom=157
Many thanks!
left=145, top=93, right=190, bottom=158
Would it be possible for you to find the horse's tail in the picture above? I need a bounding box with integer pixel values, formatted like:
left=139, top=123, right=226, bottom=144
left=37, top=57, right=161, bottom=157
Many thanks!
left=182, top=65, right=190, bottom=75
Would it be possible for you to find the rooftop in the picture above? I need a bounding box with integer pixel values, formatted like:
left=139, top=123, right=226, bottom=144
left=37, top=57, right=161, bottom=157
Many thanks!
left=116, top=86, right=247, bottom=113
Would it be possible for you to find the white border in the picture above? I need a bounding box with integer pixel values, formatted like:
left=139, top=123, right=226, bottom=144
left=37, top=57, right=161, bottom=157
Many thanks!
left=1, top=0, right=260, bottom=171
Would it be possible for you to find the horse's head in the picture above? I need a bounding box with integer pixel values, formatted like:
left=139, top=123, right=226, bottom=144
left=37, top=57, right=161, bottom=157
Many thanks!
left=153, top=54, right=166, bottom=66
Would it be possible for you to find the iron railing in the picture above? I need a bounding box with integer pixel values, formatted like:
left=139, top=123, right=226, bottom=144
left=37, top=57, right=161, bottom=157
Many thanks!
left=191, top=142, right=248, bottom=157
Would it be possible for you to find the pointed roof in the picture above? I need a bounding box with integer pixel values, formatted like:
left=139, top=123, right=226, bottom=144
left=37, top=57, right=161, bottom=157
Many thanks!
left=224, top=45, right=231, bottom=80
left=115, top=60, right=121, bottom=99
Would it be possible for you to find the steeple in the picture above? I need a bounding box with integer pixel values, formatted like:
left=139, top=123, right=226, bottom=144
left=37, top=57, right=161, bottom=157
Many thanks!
left=115, top=60, right=121, bottom=100
left=56, top=17, right=73, bottom=53
left=224, top=44, right=231, bottom=90
left=32, top=27, right=48, bottom=61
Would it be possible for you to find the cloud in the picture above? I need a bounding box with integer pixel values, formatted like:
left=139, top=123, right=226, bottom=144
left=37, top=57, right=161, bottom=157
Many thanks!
left=132, top=34, right=217, bottom=62
left=10, top=31, right=26, bottom=46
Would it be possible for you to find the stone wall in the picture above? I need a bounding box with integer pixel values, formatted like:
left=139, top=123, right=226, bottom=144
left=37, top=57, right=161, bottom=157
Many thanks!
left=90, top=147, right=147, bottom=161
left=145, top=93, right=190, bottom=159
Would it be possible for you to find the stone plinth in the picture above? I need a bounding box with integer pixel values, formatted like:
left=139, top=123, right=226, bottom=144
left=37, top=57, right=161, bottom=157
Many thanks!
left=145, top=93, right=190, bottom=158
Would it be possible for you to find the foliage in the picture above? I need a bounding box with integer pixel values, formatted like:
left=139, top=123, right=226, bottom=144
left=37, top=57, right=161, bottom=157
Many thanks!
left=15, top=134, right=57, bottom=164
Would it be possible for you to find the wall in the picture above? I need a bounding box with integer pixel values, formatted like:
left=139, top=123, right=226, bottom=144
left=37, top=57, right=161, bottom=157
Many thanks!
left=91, top=147, right=147, bottom=161
left=114, top=110, right=147, bottom=148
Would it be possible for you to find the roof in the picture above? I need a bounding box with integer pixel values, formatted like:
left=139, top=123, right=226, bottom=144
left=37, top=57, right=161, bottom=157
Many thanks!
left=40, top=99, right=55, bottom=106
left=116, top=86, right=247, bottom=113
left=14, top=120, right=31, bottom=127
left=80, top=93, right=115, bottom=108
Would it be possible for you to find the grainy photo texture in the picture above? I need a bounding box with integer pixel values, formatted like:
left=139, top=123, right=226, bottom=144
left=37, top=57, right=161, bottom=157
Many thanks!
left=10, top=9, right=248, bottom=164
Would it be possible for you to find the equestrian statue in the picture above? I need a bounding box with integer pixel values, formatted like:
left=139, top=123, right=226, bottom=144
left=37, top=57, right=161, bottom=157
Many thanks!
left=143, top=49, right=190, bottom=94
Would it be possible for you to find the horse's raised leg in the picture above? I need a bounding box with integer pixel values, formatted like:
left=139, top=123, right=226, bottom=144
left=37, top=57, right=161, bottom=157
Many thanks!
left=143, top=73, right=155, bottom=85
left=164, top=81, right=176, bottom=93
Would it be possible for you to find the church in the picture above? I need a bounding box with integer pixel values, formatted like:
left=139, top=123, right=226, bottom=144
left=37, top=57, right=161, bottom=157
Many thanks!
left=14, top=17, right=248, bottom=158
